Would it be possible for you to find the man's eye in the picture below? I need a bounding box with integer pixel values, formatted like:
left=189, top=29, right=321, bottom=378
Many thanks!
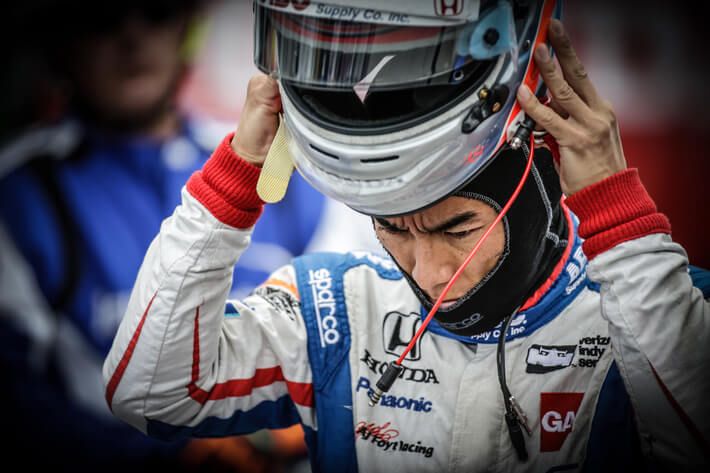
left=445, top=229, right=475, bottom=239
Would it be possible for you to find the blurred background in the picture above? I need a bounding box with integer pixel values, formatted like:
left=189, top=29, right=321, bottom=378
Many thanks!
left=2, top=0, right=708, bottom=263
left=0, top=1, right=707, bottom=472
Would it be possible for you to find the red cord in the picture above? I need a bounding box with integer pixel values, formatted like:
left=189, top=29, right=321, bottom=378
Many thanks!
left=395, top=140, right=536, bottom=365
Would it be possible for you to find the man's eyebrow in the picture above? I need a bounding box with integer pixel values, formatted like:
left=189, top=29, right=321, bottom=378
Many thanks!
left=374, top=212, right=479, bottom=233
left=427, top=211, right=479, bottom=233
left=374, top=217, right=402, bottom=230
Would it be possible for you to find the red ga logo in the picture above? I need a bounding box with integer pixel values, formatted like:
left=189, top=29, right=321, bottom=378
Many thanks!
left=434, top=0, right=463, bottom=16
left=542, top=410, right=576, bottom=432
left=539, top=392, right=584, bottom=452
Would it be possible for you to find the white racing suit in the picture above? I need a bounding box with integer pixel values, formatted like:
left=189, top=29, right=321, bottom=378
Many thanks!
left=104, top=134, right=710, bottom=473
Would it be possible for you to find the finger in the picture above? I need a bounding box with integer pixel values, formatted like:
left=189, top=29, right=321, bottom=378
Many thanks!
left=534, top=45, right=592, bottom=122
left=534, top=101, right=568, bottom=132
left=547, top=98, right=570, bottom=119
left=548, top=19, right=601, bottom=107
left=247, top=74, right=282, bottom=112
left=517, top=85, right=580, bottom=143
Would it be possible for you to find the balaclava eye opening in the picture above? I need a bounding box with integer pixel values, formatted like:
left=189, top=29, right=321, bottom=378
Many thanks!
left=383, top=146, right=569, bottom=337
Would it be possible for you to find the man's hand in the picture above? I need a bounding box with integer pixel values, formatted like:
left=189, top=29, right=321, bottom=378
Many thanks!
left=516, top=19, right=627, bottom=196
left=231, top=74, right=282, bottom=167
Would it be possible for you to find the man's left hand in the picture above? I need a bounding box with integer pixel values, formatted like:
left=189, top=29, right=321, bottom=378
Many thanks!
left=516, top=19, right=627, bottom=196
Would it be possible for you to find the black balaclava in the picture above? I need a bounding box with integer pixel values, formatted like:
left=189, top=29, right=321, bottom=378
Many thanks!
left=389, top=146, right=569, bottom=337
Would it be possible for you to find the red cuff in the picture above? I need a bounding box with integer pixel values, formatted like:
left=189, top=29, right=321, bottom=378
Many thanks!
left=186, top=132, right=264, bottom=229
left=564, top=169, right=671, bottom=259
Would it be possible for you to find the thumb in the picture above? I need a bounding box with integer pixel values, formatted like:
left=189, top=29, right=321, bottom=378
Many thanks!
left=232, top=74, right=282, bottom=166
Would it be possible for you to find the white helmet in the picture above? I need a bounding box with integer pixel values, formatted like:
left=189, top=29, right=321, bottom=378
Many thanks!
left=253, top=0, right=560, bottom=216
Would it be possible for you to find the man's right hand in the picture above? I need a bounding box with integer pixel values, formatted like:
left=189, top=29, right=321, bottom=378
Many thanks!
left=231, top=74, right=282, bottom=167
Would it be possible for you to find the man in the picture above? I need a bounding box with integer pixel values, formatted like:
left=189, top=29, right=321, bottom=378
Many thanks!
left=104, top=1, right=709, bottom=472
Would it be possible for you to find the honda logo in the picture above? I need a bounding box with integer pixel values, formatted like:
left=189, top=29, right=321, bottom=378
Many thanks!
left=434, top=0, right=463, bottom=16
left=383, top=311, right=422, bottom=361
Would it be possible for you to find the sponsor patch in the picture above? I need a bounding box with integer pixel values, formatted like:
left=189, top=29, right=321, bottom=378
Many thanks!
left=260, top=277, right=299, bottom=298
left=355, top=420, right=434, bottom=458
left=308, top=268, right=340, bottom=347
left=253, top=286, right=300, bottom=321
left=438, top=312, right=482, bottom=331
left=356, top=377, right=433, bottom=412
left=564, top=246, right=588, bottom=295
left=383, top=311, right=422, bottom=361
left=361, top=349, right=439, bottom=384
left=260, top=0, right=478, bottom=26
left=526, top=344, right=576, bottom=373
left=527, top=334, right=610, bottom=372
left=469, top=312, right=528, bottom=342
left=572, top=335, right=610, bottom=369
left=434, top=0, right=463, bottom=16
left=540, top=392, right=584, bottom=452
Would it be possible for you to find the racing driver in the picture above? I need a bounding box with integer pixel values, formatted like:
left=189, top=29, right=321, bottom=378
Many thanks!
left=104, top=1, right=709, bottom=472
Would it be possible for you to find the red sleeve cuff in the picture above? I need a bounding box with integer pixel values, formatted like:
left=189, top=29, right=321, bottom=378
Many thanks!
left=186, top=132, right=264, bottom=229
left=564, top=169, right=671, bottom=259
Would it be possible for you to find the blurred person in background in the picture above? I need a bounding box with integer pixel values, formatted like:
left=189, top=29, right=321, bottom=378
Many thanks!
left=0, top=0, right=376, bottom=471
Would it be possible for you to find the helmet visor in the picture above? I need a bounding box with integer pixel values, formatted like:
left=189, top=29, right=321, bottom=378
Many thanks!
left=254, top=2, right=518, bottom=90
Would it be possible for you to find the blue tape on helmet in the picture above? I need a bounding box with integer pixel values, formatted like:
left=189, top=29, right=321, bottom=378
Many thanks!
left=456, top=2, right=516, bottom=60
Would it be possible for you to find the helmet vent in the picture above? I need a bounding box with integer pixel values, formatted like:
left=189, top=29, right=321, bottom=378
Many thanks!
left=360, top=156, right=399, bottom=164
left=309, top=144, right=340, bottom=160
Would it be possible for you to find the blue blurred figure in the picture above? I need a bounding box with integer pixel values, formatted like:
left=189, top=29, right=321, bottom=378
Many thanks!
left=0, top=1, right=373, bottom=471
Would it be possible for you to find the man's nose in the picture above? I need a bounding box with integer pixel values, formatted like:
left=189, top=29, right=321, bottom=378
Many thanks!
left=410, top=238, right=457, bottom=299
